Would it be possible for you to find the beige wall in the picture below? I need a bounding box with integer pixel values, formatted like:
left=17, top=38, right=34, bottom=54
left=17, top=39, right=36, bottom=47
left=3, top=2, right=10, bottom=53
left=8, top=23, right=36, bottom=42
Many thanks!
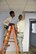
left=0, top=0, right=36, bottom=12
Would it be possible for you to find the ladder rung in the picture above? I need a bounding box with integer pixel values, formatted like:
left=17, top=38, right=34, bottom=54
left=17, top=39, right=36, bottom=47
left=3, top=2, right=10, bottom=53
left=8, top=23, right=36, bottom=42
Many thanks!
left=10, top=38, right=14, bottom=39
left=8, top=41, right=15, bottom=42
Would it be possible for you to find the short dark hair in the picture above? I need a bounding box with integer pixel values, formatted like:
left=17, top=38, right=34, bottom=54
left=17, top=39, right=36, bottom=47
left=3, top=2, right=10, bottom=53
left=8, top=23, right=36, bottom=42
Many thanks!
left=9, top=11, right=14, bottom=16
left=18, top=14, right=22, bottom=20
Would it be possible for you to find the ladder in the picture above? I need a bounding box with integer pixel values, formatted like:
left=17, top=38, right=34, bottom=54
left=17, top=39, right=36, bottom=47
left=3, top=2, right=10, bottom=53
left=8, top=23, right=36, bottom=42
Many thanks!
left=2, top=23, right=19, bottom=54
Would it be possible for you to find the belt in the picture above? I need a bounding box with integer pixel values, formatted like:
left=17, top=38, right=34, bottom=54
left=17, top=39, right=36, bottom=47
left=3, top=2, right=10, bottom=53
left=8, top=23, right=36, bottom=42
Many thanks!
left=17, top=32, right=23, bottom=33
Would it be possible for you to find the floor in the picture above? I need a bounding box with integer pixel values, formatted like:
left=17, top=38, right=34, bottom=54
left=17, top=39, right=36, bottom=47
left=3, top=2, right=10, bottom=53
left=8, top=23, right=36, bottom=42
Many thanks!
left=0, top=46, right=36, bottom=54
left=0, top=51, right=36, bottom=54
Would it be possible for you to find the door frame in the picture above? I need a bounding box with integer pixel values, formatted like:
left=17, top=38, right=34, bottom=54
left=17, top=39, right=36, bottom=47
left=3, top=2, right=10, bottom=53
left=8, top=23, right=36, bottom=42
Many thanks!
left=29, top=19, right=36, bottom=48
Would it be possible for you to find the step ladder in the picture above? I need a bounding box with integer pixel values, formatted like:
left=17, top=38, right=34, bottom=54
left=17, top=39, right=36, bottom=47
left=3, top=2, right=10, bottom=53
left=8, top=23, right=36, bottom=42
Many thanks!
left=2, top=23, right=19, bottom=54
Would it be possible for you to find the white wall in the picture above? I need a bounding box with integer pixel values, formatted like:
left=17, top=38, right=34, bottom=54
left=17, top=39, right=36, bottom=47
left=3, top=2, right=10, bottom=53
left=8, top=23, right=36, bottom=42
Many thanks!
left=23, top=13, right=36, bottom=52
left=0, top=12, right=9, bottom=50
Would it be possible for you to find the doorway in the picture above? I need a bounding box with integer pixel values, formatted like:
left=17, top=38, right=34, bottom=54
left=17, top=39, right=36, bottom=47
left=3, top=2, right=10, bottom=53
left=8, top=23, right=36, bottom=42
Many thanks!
left=29, top=19, right=36, bottom=52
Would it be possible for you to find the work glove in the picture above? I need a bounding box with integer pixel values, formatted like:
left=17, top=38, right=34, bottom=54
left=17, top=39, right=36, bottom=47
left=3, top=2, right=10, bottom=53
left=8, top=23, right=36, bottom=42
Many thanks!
left=4, top=25, right=9, bottom=29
